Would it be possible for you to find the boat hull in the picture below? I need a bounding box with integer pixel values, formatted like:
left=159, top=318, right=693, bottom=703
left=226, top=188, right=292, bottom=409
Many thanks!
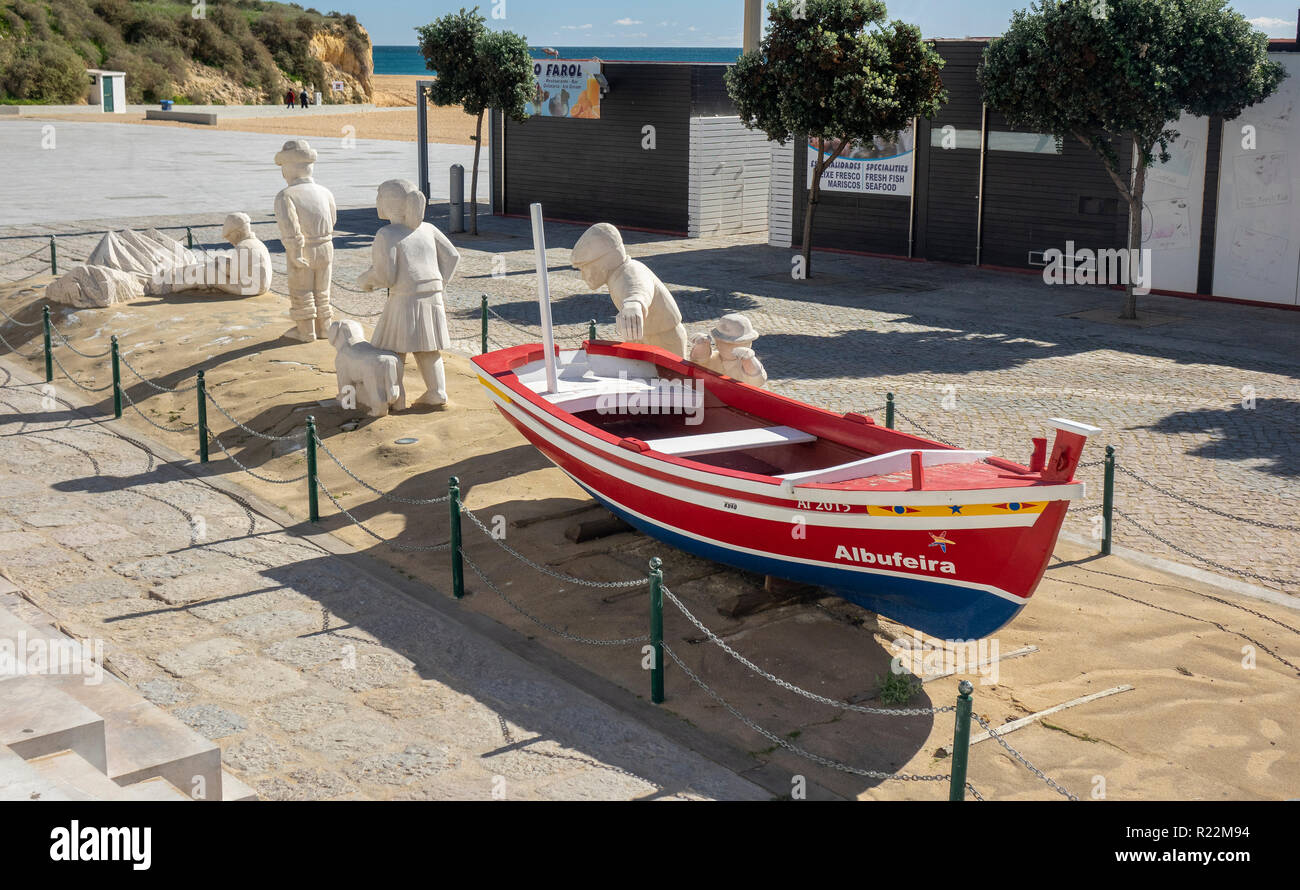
left=478, top=363, right=1072, bottom=640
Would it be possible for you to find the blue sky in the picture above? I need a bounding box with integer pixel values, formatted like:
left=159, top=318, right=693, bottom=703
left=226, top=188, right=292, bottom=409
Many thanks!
left=349, top=1, right=1299, bottom=45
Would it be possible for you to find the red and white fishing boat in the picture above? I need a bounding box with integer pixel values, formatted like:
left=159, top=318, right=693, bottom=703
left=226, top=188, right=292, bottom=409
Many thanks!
left=470, top=205, right=1098, bottom=640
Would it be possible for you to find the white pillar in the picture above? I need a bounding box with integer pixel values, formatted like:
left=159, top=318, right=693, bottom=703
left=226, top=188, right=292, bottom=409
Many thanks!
left=743, top=0, right=762, bottom=54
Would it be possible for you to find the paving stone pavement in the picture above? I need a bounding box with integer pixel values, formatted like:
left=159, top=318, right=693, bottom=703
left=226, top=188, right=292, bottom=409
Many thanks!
left=2, top=204, right=1296, bottom=593
left=0, top=373, right=769, bottom=801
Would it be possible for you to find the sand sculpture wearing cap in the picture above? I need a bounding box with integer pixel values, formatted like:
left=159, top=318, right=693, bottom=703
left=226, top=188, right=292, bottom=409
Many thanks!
left=571, top=223, right=687, bottom=357
left=273, top=139, right=337, bottom=342
left=688, top=314, right=768, bottom=388
left=355, top=179, right=460, bottom=408
left=151, top=213, right=273, bottom=296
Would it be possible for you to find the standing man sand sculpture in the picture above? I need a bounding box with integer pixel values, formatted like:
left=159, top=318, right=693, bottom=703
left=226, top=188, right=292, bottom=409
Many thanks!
left=571, top=223, right=687, bottom=356
left=356, top=179, right=460, bottom=409
left=273, top=139, right=336, bottom=342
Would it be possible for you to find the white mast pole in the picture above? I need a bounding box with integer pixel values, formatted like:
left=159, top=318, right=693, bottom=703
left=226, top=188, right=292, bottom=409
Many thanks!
left=529, top=202, right=559, bottom=394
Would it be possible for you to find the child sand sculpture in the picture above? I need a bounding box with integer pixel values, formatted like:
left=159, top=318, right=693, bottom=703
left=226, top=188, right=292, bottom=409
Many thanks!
left=570, top=222, right=687, bottom=357
left=688, top=313, right=769, bottom=388
left=355, top=179, right=460, bottom=409
left=273, top=139, right=336, bottom=342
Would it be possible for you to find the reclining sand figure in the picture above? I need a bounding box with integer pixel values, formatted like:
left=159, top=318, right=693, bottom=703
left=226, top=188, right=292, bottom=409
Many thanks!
left=149, top=213, right=273, bottom=297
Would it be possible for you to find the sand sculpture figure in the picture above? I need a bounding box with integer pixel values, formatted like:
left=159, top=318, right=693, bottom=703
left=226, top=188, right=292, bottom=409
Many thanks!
left=327, top=320, right=403, bottom=417
left=570, top=223, right=687, bottom=357
left=273, top=139, right=336, bottom=342
left=355, top=179, right=460, bottom=409
left=152, top=213, right=272, bottom=296
left=688, top=313, right=768, bottom=388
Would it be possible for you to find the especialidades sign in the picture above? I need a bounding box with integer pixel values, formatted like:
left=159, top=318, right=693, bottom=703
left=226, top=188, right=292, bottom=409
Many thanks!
left=525, top=59, right=602, bottom=119
left=807, top=126, right=915, bottom=195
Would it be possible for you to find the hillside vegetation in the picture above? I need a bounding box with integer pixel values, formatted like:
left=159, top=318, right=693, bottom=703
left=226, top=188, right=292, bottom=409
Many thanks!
left=0, top=0, right=373, bottom=105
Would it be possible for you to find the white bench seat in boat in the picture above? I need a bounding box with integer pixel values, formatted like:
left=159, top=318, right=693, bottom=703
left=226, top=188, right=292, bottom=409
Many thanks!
left=778, top=448, right=993, bottom=489
left=645, top=425, right=816, bottom=457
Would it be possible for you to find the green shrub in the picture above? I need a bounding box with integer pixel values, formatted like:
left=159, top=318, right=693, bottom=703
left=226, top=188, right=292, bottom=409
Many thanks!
left=2, top=39, right=89, bottom=103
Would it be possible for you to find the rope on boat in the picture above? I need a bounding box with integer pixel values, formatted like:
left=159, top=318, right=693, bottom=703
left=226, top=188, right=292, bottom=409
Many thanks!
left=661, top=584, right=953, bottom=717
left=460, top=546, right=650, bottom=646
left=462, top=506, right=648, bottom=589
left=663, top=644, right=957, bottom=788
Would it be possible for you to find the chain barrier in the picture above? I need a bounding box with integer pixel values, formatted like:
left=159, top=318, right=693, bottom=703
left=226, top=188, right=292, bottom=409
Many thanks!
left=49, top=325, right=112, bottom=359
left=119, top=387, right=198, bottom=432
left=462, top=506, right=648, bottom=589
left=1113, top=507, right=1295, bottom=586
left=969, top=712, right=1079, bottom=800
left=204, top=389, right=301, bottom=441
left=1114, top=464, right=1300, bottom=533
left=315, top=475, right=451, bottom=551
left=893, top=408, right=957, bottom=447
left=311, top=433, right=450, bottom=505
left=664, top=645, right=952, bottom=785
left=0, top=326, right=43, bottom=359
left=0, top=244, right=50, bottom=269
left=118, top=351, right=197, bottom=394
left=461, top=547, right=650, bottom=646
left=49, top=350, right=114, bottom=393
left=208, top=431, right=308, bottom=484
left=0, top=303, right=43, bottom=327
left=661, top=584, right=952, bottom=717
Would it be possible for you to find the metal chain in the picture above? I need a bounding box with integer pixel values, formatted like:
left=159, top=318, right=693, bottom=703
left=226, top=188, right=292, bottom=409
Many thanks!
left=0, top=303, right=44, bottom=326
left=209, top=431, right=308, bottom=484
left=1114, top=464, right=1300, bottom=532
left=49, top=325, right=112, bottom=359
left=664, top=645, right=951, bottom=784
left=485, top=304, right=542, bottom=339
left=1076, top=459, right=1105, bottom=469
left=1113, top=507, right=1296, bottom=586
left=1069, top=503, right=1104, bottom=513
left=662, top=584, right=952, bottom=716
left=119, top=386, right=198, bottom=431
left=117, top=351, right=197, bottom=393
left=969, top=712, right=1078, bottom=800
left=312, top=433, right=450, bottom=505
left=893, top=409, right=957, bottom=447
left=315, top=476, right=451, bottom=551
left=461, top=547, right=650, bottom=646
left=0, top=244, right=51, bottom=267
left=462, top=507, right=648, bottom=588
left=0, top=326, right=43, bottom=358
left=204, top=389, right=301, bottom=441
left=49, top=350, right=114, bottom=392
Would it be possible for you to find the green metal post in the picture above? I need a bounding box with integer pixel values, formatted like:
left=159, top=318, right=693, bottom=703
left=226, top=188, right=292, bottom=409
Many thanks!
left=588, top=319, right=597, bottom=342
left=49, top=237, right=57, bottom=276
left=1101, top=445, right=1115, bottom=556
left=110, top=336, right=122, bottom=419
left=196, top=370, right=209, bottom=464
left=186, top=227, right=194, bottom=249
left=480, top=295, right=488, bottom=354
left=306, top=415, right=319, bottom=522
left=42, top=306, right=53, bottom=382
left=649, top=557, right=664, bottom=704
left=885, top=392, right=895, bottom=429
left=949, top=680, right=973, bottom=801
left=449, top=476, right=464, bottom=599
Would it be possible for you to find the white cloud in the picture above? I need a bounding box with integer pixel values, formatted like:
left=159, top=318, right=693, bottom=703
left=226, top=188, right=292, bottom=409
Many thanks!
left=614, top=18, right=643, bottom=26
left=561, top=24, right=593, bottom=30
left=1248, top=16, right=1296, bottom=34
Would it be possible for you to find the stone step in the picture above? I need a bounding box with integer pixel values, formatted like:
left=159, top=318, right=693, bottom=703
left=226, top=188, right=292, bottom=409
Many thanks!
left=25, top=749, right=133, bottom=801
left=0, top=676, right=108, bottom=772
left=0, top=743, right=76, bottom=801
left=221, top=769, right=258, bottom=801
left=121, top=775, right=194, bottom=801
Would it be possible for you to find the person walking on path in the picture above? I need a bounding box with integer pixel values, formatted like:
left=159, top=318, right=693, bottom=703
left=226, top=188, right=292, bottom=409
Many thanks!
left=299, top=89, right=310, bottom=109
left=285, top=88, right=296, bottom=110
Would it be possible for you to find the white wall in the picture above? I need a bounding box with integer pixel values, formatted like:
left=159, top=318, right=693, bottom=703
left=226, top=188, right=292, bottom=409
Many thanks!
left=688, top=116, right=771, bottom=238
left=768, top=140, right=794, bottom=247
left=1211, top=52, right=1300, bottom=306
left=1143, top=112, right=1209, bottom=295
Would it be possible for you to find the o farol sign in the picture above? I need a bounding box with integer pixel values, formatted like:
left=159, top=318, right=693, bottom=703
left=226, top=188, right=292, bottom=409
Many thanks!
left=526, top=59, right=602, bottom=119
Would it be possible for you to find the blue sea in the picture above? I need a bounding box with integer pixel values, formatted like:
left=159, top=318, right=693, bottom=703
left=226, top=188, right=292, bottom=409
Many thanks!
left=374, top=45, right=741, bottom=75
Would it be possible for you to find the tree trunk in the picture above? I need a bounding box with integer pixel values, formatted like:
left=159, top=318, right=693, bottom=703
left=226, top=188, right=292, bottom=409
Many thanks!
left=1121, top=154, right=1146, bottom=320
left=801, top=137, right=848, bottom=280
left=470, top=109, right=484, bottom=236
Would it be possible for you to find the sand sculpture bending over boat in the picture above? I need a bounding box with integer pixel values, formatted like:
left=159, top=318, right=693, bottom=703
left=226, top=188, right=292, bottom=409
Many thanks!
left=571, top=222, right=688, bottom=357
left=356, top=178, right=461, bottom=409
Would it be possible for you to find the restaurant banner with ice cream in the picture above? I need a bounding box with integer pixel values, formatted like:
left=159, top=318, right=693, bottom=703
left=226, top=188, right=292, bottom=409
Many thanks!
left=525, top=59, right=602, bottom=119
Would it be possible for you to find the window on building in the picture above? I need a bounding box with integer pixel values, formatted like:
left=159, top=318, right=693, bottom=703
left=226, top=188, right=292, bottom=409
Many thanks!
left=988, top=131, right=1063, bottom=154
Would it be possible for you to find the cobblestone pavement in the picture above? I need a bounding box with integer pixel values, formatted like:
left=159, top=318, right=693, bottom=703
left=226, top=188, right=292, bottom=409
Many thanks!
left=0, top=369, right=768, bottom=801
left=2, top=205, right=1296, bottom=593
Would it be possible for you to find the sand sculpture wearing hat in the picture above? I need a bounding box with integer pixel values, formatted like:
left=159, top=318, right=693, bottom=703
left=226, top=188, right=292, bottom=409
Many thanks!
left=570, top=223, right=688, bottom=357
left=273, top=139, right=337, bottom=342
left=688, top=313, right=768, bottom=388
left=355, top=179, right=461, bottom=408
left=154, top=213, right=273, bottom=296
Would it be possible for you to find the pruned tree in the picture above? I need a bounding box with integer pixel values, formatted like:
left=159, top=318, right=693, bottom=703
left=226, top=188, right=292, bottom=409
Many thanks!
left=726, top=0, right=946, bottom=278
left=416, top=7, right=533, bottom=234
left=980, top=0, right=1286, bottom=318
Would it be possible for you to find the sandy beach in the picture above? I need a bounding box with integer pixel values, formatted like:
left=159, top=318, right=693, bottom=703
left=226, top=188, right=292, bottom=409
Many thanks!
left=2, top=266, right=1296, bottom=801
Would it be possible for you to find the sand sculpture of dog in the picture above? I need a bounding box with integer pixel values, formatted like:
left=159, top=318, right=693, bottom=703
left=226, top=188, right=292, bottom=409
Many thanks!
left=327, top=319, right=403, bottom=417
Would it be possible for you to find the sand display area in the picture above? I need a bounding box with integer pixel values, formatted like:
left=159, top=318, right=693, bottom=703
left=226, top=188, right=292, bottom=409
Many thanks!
left=1, top=264, right=1295, bottom=801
